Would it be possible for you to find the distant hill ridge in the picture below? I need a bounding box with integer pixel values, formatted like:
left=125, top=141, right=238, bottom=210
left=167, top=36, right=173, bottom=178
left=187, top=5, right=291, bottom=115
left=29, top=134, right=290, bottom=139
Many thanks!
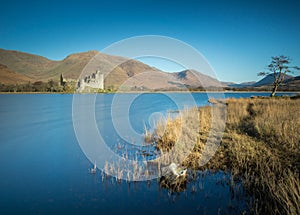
left=0, top=48, right=299, bottom=91
left=0, top=49, right=99, bottom=81
left=227, top=73, right=298, bottom=90
left=0, top=63, right=32, bottom=84
left=0, top=48, right=222, bottom=90
left=253, top=73, right=293, bottom=87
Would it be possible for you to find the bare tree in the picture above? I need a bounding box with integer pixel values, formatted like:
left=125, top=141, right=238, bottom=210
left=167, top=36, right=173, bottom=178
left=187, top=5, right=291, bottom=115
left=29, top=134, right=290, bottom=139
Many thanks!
left=258, top=56, right=300, bottom=97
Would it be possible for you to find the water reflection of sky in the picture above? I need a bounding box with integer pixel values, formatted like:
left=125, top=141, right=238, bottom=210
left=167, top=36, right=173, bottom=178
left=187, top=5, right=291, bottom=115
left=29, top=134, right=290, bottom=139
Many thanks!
left=0, top=92, right=296, bottom=214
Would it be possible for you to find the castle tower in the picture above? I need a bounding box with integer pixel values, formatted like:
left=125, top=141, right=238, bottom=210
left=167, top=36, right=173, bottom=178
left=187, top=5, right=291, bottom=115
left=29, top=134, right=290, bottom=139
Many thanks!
left=98, top=73, right=104, bottom=89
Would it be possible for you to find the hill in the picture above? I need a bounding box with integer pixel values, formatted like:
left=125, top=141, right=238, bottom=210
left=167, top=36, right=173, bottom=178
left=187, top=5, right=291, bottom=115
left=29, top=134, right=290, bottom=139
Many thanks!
left=108, top=67, right=222, bottom=91
left=0, top=64, right=32, bottom=84
left=0, top=49, right=131, bottom=81
left=0, top=49, right=163, bottom=88
left=0, top=49, right=101, bottom=81
left=225, top=73, right=299, bottom=91
left=279, top=76, right=300, bottom=91
left=0, top=48, right=223, bottom=90
left=227, top=81, right=256, bottom=88
left=253, top=73, right=293, bottom=87
left=104, top=59, right=163, bottom=89
left=0, top=49, right=58, bottom=80
left=0, top=48, right=298, bottom=91
left=173, top=70, right=221, bottom=88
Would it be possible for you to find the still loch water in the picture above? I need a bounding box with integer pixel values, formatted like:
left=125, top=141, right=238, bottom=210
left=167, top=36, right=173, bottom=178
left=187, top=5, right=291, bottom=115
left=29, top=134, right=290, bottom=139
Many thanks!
left=0, top=92, right=295, bottom=214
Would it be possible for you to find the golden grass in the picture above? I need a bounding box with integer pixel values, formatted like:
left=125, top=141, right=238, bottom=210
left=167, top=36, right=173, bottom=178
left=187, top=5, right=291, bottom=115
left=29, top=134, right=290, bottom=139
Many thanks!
left=147, top=97, right=300, bottom=214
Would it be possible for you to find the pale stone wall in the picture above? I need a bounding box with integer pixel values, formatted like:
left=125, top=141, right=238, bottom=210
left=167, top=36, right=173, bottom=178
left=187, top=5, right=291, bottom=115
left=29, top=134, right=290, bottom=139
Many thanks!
left=77, top=70, right=104, bottom=92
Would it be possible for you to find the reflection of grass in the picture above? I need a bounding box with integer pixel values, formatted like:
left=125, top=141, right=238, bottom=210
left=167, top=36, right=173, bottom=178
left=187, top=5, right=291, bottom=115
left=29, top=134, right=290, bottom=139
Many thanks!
left=147, top=97, right=300, bottom=214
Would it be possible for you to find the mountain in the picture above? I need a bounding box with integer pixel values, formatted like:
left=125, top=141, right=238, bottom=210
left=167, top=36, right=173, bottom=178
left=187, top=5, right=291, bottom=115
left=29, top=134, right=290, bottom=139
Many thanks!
left=221, top=81, right=236, bottom=87
left=107, top=67, right=222, bottom=91
left=0, top=49, right=57, bottom=80
left=0, top=64, right=31, bottom=84
left=279, top=76, right=300, bottom=91
left=1, top=48, right=297, bottom=91
left=227, top=81, right=256, bottom=88
left=172, top=70, right=222, bottom=88
left=0, top=49, right=169, bottom=88
left=253, top=73, right=293, bottom=87
left=0, top=49, right=152, bottom=83
left=0, top=48, right=223, bottom=90
left=44, top=51, right=101, bottom=80
left=0, top=49, right=102, bottom=81
left=104, top=59, right=163, bottom=88
left=285, top=75, right=300, bottom=84
left=225, top=73, right=299, bottom=90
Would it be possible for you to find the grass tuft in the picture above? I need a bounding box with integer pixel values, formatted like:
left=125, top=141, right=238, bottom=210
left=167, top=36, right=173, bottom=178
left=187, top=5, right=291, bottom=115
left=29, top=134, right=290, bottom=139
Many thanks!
left=147, top=97, right=300, bottom=214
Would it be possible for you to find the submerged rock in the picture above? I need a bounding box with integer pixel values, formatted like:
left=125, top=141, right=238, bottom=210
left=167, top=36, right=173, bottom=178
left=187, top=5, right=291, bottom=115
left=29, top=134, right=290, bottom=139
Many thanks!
left=161, top=162, right=187, bottom=178
left=159, top=163, right=188, bottom=192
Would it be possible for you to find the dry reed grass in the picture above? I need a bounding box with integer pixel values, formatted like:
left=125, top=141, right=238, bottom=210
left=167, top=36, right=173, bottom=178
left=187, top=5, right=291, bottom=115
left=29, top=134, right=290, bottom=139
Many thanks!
left=148, top=97, right=300, bottom=214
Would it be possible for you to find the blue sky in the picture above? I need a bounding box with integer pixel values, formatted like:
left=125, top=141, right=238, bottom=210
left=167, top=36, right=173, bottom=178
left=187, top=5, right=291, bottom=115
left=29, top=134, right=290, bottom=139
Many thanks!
left=1, top=0, right=300, bottom=83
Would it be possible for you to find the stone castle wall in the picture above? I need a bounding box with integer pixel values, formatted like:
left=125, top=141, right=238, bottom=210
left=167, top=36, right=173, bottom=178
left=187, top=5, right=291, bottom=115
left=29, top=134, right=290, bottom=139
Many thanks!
left=77, top=70, right=104, bottom=92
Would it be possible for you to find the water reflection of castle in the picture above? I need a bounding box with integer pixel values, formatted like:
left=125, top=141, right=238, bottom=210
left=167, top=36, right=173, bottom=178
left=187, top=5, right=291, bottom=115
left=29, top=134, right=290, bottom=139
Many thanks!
left=77, top=70, right=104, bottom=91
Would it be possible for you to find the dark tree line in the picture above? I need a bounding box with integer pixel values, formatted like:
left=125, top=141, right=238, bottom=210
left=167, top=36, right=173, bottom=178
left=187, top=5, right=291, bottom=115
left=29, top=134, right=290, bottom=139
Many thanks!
left=0, top=80, right=75, bottom=93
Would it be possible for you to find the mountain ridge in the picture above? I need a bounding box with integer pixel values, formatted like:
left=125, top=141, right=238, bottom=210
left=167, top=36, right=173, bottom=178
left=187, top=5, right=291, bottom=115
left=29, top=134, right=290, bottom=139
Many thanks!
left=0, top=48, right=222, bottom=90
left=0, top=48, right=299, bottom=91
left=0, top=64, right=32, bottom=84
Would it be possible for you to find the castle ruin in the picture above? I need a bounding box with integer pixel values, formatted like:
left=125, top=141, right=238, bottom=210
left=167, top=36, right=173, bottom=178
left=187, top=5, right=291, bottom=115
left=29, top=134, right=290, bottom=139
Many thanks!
left=77, top=70, right=104, bottom=92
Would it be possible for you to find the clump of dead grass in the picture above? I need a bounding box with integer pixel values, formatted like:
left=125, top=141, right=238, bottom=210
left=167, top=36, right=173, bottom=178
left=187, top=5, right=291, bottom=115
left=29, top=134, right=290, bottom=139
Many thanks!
left=147, top=97, right=300, bottom=214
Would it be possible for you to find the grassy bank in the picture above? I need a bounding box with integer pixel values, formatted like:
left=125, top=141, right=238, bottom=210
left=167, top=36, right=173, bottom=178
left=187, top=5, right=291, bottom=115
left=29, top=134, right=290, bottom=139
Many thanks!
left=146, top=97, right=300, bottom=214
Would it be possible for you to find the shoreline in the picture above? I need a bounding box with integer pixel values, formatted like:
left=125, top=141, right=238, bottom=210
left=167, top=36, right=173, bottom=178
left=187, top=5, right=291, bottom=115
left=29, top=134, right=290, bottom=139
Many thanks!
left=0, top=90, right=299, bottom=95
left=147, top=97, right=300, bottom=214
